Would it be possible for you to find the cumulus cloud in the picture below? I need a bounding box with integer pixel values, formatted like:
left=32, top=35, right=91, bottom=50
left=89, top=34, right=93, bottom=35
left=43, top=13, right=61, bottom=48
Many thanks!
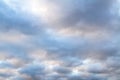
left=0, top=0, right=120, bottom=80
left=0, top=0, right=42, bottom=35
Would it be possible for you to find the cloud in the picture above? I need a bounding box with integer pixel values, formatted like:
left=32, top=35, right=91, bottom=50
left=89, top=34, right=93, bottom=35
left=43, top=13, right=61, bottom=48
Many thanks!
left=54, top=66, right=71, bottom=74
left=0, top=30, right=29, bottom=44
left=0, top=61, right=14, bottom=68
left=19, top=62, right=45, bottom=76
left=30, top=0, right=119, bottom=31
left=0, top=0, right=42, bottom=35
left=84, top=62, right=108, bottom=74
left=0, top=0, right=120, bottom=80
left=0, top=73, right=12, bottom=78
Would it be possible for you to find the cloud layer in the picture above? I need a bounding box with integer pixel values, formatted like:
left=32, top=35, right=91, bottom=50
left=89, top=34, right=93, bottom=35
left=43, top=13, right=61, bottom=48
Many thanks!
left=0, top=0, right=120, bottom=80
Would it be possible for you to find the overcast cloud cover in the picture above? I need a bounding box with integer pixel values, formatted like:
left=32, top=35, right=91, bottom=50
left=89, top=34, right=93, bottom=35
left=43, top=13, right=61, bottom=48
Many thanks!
left=0, top=0, right=120, bottom=80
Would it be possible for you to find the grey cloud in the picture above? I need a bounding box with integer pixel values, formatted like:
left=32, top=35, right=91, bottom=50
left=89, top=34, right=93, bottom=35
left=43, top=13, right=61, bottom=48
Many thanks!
left=0, top=61, right=14, bottom=68
left=67, top=74, right=107, bottom=80
left=60, top=57, right=82, bottom=67
left=0, top=0, right=120, bottom=80
left=45, top=74, right=66, bottom=80
left=10, top=77, right=26, bottom=80
left=54, top=66, right=71, bottom=74
left=27, top=29, right=120, bottom=80
left=0, top=0, right=41, bottom=35
left=86, top=63, right=108, bottom=74
left=68, top=75, right=82, bottom=80
left=19, top=63, right=45, bottom=77
left=106, top=56, right=120, bottom=68
left=84, top=40, right=119, bottom=60
left=0, top=73, right=12, bottom=78
left=47, top=0, right=118, bottom=30
left=0, top=42, right=30, bottom=60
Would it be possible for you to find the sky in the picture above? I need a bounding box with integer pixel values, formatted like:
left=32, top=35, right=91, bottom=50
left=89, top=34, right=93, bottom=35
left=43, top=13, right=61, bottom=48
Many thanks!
left=0, top=0, right=120, bottom=80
